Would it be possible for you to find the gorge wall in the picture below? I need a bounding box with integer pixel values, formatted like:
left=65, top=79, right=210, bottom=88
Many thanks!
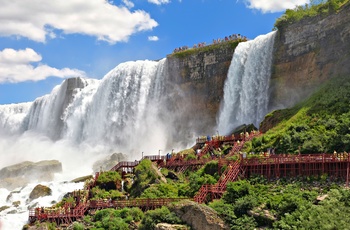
left=164, top=42, right=238, bottom=136
left=270, top=3, right=350, bottom=110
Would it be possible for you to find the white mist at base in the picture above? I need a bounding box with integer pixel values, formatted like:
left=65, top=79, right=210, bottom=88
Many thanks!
left=0, top=58, right=179, bottom=228
left=0, top=182, right=84, bottom=230
left=0, top=132, right=108, bottom=230
left=217, top=31, right=277, bottom=134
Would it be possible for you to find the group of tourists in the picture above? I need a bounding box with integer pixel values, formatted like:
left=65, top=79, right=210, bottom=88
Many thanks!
left=173, top=33, right=248, bottom=54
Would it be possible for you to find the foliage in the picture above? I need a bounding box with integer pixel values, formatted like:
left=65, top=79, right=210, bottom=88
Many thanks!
left=90, top=186, right=123, bottom=200
left=253, top=75, right=350, bottom=153
left=209, top=178, right=347, bottom=229
left=275, top=189, right=350, bottom=229
left=139, top=206, right=183, bottom=230
left=72, top=222, right=84, bottom=230
left=96, top=171, right=121, bottom=185
left=178, top=165, right=217, bottom=197
left=140, top=183, right=179, bottom=198
left=89, top=207, right=144, bottom=229
left=275, top=0, right=350, bottom=29
left=129, top=159, right=159, bottom=197
left=202, top=160, right=219, bottom=177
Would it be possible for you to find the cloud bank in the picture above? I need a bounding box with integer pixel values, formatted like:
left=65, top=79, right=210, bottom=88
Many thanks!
left=245, top=0, right=310, bottom=13
left=0, top=48, right=85, bottom=83
left=0, top=0, right=158, bottom=43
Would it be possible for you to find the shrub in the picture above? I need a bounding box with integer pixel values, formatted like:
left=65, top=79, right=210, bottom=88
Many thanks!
left=139, top=207, right=182, bottom=230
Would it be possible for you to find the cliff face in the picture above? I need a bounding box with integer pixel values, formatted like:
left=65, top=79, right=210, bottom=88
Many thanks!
left=165, top=42, right=237, bottom=136
left=270, top=3, right=350, bottom=110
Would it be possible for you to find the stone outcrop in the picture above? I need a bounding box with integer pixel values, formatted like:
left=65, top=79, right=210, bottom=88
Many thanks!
left=169, top=200, right=229, bottom=230
left=155, top=223, right=189, bottom=230
left=28, top=184, right=52, bottom=202
left=92, top=152, right=126, bottom=172
left=0, top=160, right=62, bottom=190
left=165, top=42, right=238, bottom=136
left=270, top=3, right=350, bottom=110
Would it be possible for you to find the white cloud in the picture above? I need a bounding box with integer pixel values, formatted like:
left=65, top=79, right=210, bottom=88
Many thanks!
left=245, top=0, right=310, bottom=13
left=0, top=48, right=85, bottom=83
left=0, top=0, right=158, bottom=44
left=148, top=0, right=171, bottom=5
left=122, top=0, right=135, bottom=8
left=148, top=36, right=159, bottom=41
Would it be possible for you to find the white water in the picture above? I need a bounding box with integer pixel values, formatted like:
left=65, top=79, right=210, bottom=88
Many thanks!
left=0, top=182, right=84, bottom=230
left=217, top=31, right=276, bottom=134
left=0, top=59, right=171, bottom=229
left=0, top=31, right=277, bottom=228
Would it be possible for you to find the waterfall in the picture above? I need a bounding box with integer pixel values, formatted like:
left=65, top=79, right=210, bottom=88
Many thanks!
left=0, top=59, right=169, bottom=157
left=217, top=31, right=276, bottom=134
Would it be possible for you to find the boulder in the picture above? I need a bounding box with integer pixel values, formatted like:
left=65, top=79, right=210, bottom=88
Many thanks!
left=0, top=205, right=10, bottom=212
left=12, top=201, right=20, bottom=207
left=169, top=200, right=229, bottom=230
left=28, top=184, right=52, bottom=202
left=155, top=223, right=189, bottom=230
left=71, top=175, right=93, bottom=183
left=93, top=152, right=126, bottom=172
left=0, top=160, right=62, bottom=190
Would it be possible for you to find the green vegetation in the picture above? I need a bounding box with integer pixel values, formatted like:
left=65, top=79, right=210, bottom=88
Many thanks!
left=169, top=39, right=245, bottom=59
left=178, top=161, right=218, bottom=197
left=274, top=0, right=350, bottom=29
left=249, top=75, right=350, bottom=154
left=129, top=159, right=160, bottom=197
left=90, top=171, right=124, bottom=200
left=81, top=207, right=144, bottom=229
left=140, top=183, right=179, bottom=198
left=31, top=69, right=350, bottom=229
left=139, top=206, right=183, bottom=230
left=209, top=178, right=350, bottom=229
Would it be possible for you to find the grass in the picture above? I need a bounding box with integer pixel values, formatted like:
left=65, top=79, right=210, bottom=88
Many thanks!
left=250, top=75, right=350, bottom=154
left=274, top=0, right=350, bottom=29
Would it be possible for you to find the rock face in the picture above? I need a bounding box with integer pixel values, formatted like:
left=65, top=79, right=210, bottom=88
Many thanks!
left=0, top=160, right=62, bottom=190
left=92, top=152, right=126, bottom=172
left=169, top=200, right=229, bottom=230
left=270, top=3, right=350, bottom=110
left=165, top=42, right=237, bottom=136
left=28, top=184, right=52, bottom=201
left=155, top=223, right=189, bottom=230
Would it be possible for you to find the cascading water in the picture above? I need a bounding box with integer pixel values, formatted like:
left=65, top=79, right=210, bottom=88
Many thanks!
left=0, top=59, right=169, bottom=229
left=217, top=31, right=276, bottom=134
left=0, top=59, right=169, bottom=158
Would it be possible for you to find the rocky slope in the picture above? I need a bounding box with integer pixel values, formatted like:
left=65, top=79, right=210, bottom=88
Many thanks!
left=165, top=41, right=239, bottom=135
left=269, top=2, right=350, bottom=110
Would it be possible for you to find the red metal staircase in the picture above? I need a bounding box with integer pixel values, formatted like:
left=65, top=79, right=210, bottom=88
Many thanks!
left=194, top=159, right=241, bottom=203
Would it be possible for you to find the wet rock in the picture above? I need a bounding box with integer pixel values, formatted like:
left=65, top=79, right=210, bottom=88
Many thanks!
left=0, top=205, right=10, bottom=212
left=12, top=201, right=20, bottom=207
left=93, top=152, right=126, bottom=172
left=28, top=184, right=52, bottom=202
left=0, top=160, right=62, bottom=190
left=71, top=175, right=93, bottom=183
left=155, top=223, right=189, bottom=230
left=6, top=190, right=20, bottom=202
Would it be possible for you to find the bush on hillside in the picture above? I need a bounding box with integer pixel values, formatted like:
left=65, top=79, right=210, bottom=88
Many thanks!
left=251, top=76, right=350, bottom=154
left=139, top=206, right=183, bottom=230
left=129, top=159, right=159, bottom=197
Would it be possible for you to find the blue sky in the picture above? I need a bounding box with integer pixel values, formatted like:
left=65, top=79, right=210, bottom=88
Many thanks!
left=0, top=0, right=310, bottom=104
